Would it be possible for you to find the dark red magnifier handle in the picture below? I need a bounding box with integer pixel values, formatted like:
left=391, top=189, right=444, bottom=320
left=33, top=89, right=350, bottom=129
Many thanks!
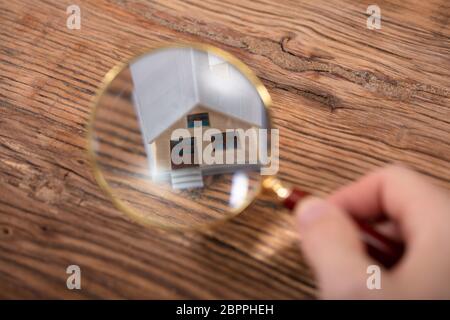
left=283, top=188, right=405, bottom=269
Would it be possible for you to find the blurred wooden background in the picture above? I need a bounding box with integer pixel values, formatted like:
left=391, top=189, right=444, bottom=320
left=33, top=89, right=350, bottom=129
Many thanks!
left=0, top=0, right=448, bottom=298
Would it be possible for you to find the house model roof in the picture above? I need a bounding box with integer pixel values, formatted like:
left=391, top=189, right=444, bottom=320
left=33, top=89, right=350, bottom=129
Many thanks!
left=129, top=47, right=267, bottom=143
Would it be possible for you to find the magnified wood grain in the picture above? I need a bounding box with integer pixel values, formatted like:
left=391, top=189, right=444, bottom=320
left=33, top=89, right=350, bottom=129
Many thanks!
left=92, top=65, right=263, bottom=229
left=0, top=0, right=449, bottom=299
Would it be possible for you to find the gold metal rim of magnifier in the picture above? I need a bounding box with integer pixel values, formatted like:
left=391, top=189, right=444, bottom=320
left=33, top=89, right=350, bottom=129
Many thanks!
left=86, top=42, right=274, bottom=232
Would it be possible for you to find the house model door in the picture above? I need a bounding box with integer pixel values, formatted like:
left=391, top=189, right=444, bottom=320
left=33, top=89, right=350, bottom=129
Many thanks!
left=170, top=137, right=198, bottom=170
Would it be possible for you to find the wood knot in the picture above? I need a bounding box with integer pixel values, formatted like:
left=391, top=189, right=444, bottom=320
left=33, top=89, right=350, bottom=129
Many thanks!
left=1, top=226, right=12, bottom=237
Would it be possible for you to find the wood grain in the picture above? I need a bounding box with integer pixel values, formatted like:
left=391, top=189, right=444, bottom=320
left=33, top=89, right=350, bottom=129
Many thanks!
left=0, top=0, right=449, bottom=299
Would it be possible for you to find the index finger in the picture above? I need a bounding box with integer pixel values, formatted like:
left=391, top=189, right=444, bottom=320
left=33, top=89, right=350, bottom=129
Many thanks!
left=328, top=165, right=450, bottom=241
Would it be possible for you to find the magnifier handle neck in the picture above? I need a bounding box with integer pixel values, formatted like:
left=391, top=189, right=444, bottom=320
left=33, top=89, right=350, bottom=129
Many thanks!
left=285, top=188, right=405, bottom=269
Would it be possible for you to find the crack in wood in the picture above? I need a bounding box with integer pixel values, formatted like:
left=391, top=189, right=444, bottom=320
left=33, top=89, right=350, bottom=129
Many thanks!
left=263, top=78, right=340, bottom=111
left=126, top=6, right=449, bottom=103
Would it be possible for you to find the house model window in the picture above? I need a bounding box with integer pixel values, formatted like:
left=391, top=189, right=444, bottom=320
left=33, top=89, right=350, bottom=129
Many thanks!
left=170, top=137, right=197, bottom=170
left=227, top=133, right=239, bottom=150
left=211, top=132, right=240, bottom=152
left=187, top=113, right=210, bottom=128
left=172, top=137, right=195, bottom=155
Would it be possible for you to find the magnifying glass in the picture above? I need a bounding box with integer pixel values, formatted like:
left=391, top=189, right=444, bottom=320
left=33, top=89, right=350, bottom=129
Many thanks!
left=87, top=43, right=404, bottom=268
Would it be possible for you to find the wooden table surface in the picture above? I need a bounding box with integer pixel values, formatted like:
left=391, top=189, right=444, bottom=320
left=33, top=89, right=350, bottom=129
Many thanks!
left=0, top=0, right=449, bottom=299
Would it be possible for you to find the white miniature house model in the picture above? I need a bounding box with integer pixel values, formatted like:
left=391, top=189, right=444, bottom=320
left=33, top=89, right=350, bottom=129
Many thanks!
left=130, top=48, right=266, bottom=189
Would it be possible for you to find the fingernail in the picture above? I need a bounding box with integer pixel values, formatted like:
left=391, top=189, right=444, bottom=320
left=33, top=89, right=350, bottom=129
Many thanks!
left=296, top=197, right=329, bottom=231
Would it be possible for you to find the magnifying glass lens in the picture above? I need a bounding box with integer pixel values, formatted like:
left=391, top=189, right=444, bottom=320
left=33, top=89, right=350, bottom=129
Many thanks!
left=90, top=46, right=270, bottom=229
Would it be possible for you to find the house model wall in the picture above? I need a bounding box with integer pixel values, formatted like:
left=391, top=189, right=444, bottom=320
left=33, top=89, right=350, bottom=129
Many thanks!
left=152, top=104, right=259, bottom=171
left=129, top=47, right=267, bottom=188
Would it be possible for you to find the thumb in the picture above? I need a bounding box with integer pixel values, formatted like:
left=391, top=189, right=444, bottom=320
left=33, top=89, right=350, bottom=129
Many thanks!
left=295, top=197, right=375, bottom=298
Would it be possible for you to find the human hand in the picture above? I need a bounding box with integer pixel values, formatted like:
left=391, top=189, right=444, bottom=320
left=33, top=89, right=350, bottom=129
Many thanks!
left=295, top=165, right=450, bottom=299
